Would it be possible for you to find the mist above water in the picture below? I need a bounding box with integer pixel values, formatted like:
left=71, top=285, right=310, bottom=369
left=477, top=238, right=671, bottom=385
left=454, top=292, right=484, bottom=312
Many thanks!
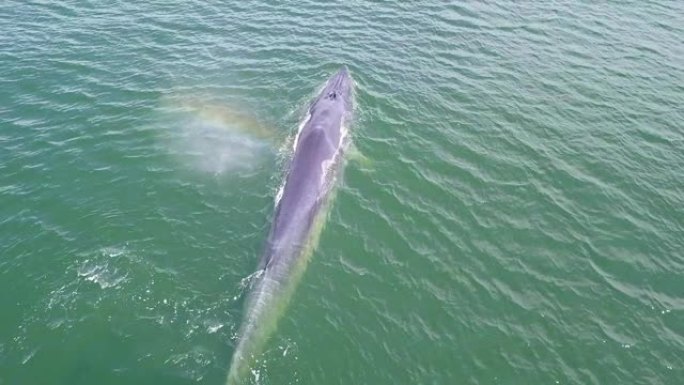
left=160, top=96, right=276, bottom=176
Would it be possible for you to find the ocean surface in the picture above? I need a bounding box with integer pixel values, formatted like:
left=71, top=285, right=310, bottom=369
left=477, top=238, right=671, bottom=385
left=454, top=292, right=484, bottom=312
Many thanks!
left=1, top=1, right=683, bottom=384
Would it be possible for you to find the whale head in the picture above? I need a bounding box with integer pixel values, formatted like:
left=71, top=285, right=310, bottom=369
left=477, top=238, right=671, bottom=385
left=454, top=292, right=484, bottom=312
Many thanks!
left=310, top=66, right=353, bottom=116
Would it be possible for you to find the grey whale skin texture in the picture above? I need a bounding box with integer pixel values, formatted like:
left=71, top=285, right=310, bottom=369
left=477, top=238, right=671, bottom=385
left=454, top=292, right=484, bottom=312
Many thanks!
left=261, top=66, right=352, bottom=272
left=227, top=67, right=353, bottom=384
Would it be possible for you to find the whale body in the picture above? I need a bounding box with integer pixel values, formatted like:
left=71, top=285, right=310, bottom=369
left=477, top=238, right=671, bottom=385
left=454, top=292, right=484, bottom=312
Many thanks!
left=227, top=67, right=353, bottom=384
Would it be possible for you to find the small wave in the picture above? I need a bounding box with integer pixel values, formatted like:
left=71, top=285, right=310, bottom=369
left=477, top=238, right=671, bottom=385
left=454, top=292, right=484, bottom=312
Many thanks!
left=77, top=258, right=127, bottom=289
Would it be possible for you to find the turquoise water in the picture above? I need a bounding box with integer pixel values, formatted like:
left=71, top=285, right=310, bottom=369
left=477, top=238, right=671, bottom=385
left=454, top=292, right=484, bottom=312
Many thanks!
left=1, top=1, right=683, bottom=384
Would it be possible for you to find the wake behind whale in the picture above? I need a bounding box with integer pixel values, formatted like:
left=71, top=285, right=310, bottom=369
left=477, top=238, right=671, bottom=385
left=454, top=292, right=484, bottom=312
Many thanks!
left=227, top=67, right=354, bottom=384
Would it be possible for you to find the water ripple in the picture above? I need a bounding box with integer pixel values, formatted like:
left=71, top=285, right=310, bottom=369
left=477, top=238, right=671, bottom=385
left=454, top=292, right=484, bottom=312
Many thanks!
left=1, top=1, right=683, bottom=384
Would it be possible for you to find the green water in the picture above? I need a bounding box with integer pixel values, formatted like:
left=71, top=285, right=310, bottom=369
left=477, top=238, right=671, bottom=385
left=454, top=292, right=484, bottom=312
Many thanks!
left=1, top=1, right=683, bottom=384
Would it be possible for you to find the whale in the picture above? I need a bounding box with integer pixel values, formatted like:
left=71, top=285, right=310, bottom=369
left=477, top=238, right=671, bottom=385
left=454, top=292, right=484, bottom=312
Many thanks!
left=227, top=67, right=353, bottom=384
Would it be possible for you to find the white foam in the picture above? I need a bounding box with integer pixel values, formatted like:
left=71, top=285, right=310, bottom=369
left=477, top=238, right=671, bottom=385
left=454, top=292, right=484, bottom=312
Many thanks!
left=207, top=323, right=224, bottom=334
left=77, top=259, right=127, bottom=289
left=318, top=117, right=350, bottom=188
left=274, top=184, right=285, bottom=206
